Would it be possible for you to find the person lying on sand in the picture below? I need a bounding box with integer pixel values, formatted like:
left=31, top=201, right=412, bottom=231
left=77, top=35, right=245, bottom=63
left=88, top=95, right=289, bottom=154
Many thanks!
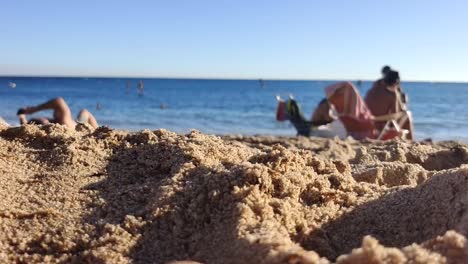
left=365, top=69, right=414, bottom=140
left=17, top=97, right=98, bottom=129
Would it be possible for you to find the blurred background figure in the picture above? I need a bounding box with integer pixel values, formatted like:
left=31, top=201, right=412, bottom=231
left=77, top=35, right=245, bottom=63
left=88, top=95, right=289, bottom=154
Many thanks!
left=259, top=79, right=265, bottom=88
left=17, top=97, right=99, bottom=129
left=365, top=67, right=414, bottom=139
left=126, top=80, right=131, bottom=94
left=138, top=80, right=144, bottom=96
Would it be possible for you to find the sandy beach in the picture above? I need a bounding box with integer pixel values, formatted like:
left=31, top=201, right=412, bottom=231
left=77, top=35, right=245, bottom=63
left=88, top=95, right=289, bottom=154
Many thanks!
left=1, top=123, right=468, bottom=263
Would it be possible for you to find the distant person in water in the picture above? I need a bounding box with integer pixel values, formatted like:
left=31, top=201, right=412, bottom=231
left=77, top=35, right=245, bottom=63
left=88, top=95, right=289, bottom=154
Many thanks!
left=138, top=80, right=144, bottom=96
left=365, top=69, right=414, bottom=139
left=17, top=97, right=99, bottom=129
left=126, top=80, right=131, bottom=94
left=259, top=79, right=265, bottom=88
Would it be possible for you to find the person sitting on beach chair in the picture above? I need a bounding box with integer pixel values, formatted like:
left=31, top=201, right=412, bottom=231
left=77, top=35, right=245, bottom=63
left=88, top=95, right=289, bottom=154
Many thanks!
left=17, top=97, right=99, bottom=129
left=368, top=65, right=392, bottom=96
left=325, top=81, right=411, bottom=140
left=365, top=68, right=414, bottom=140
left=277, top=81, right=412, bottom=140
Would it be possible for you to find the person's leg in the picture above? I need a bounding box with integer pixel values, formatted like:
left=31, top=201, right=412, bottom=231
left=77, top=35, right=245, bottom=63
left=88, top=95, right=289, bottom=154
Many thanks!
left=18, top=114, right=28, bottom=125
left=76, top=109, right=98, bottom=129
left=311, top=99, right=334, bottom=126
left=18, top=97, right=76, bottom=128
left=403, top=116, right=414, bottom=140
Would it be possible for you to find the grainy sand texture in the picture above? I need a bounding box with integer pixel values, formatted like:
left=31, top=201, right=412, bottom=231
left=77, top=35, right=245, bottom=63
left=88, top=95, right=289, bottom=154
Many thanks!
left=1, top=124, right=468, bottom=263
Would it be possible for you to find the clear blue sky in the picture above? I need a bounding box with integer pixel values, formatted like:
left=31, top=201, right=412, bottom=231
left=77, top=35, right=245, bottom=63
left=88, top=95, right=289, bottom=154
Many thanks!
left=1, top=0, right=467, bottom=81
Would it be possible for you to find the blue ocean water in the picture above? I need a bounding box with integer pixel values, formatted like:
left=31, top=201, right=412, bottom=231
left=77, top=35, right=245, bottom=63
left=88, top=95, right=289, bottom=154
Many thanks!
left=0, top=77, right=467, bottom=141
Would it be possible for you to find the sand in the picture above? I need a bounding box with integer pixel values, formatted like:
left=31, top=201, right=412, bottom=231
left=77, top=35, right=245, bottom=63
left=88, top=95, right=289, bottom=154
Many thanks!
left=1, top=124, right=468, bottom=263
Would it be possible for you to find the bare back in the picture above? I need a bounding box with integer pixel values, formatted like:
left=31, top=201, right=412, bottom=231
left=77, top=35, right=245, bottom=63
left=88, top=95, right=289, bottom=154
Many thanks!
left=365, top=80, right=397, bottom=130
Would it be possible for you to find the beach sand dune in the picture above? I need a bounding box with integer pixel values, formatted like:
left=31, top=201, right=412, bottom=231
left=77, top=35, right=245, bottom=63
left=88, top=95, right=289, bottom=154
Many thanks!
left=1, top=125, right=468, bottom=263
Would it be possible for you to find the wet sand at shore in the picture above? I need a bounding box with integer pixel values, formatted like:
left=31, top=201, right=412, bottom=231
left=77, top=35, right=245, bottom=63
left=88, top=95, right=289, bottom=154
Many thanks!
left=1, top=124, right=468, bottom=263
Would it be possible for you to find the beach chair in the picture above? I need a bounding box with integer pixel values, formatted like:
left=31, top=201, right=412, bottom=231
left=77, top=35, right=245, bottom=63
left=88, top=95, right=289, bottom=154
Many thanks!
left=325, top=82, right=410, bottom=140
left=374, top=111, right=411, bottom=140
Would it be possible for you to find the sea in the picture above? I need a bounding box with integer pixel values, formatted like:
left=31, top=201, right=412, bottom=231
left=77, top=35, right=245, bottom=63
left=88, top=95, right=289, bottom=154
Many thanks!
left=1, top=77, right=467, bottom=142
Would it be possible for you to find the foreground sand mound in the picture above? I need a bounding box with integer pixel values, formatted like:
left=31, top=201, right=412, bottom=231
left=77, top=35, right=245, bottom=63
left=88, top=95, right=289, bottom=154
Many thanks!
left=1, top=125, right=468, bottom=263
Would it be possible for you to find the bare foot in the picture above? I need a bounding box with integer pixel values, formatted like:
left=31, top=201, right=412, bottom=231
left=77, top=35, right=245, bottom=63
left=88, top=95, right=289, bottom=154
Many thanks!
left=17, top=107, right=36, bottom=115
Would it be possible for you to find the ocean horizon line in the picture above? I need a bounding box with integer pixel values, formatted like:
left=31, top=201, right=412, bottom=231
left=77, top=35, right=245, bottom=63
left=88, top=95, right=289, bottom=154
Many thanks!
left=1, top=75, right=468, bottom=84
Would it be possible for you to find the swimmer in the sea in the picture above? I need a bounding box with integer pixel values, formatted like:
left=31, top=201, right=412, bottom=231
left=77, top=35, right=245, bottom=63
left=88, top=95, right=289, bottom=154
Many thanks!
left=138, top=80, right=144, bottom=96
left=126, top=80, right=131, bottom=93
